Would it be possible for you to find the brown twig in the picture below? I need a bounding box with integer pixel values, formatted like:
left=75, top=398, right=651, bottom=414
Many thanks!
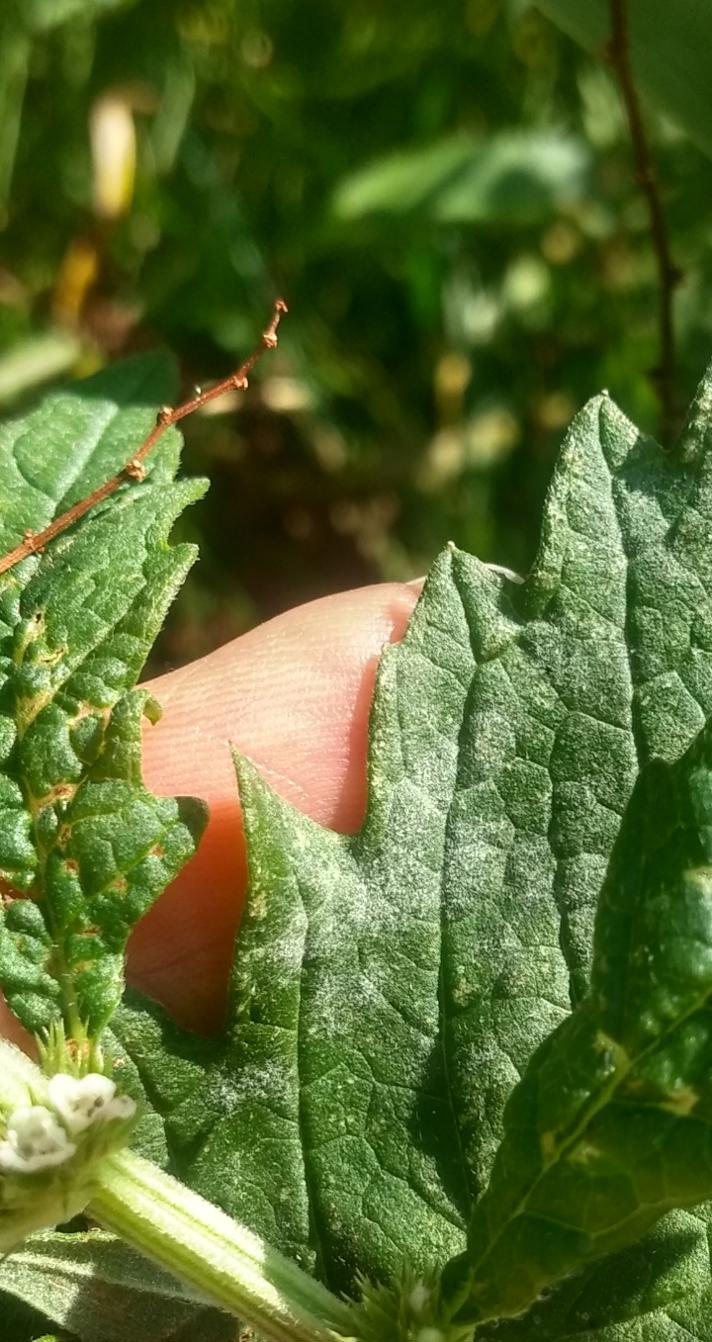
left=0, top=299, right=288, bottom=577
left=606, top=0, right=681, bottom=444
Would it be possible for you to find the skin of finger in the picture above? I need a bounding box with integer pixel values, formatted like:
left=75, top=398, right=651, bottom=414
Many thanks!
left=0, top=582, right=418, bottom=1047
left=0, top=998, right=34, bottom=1051
left=125, top=581, right=419, bottom=1032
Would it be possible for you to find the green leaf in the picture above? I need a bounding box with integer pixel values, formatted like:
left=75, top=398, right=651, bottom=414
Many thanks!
left=103, top=990, right=224, bottom=1171
left=0, top=1229, right=235, bottom=1342
left=0, top=356, right=207, bottom=1036
left=332, top=130, right=590, bottom=225
left=441, top=720, right=712, bottom=1325
left=475, top=1210, right=712, bottom=1340
left=536, top=0, right=712, bottom=159
left=112, top=361, right=712, bottom=1325
left=0, top=1290, right=59, bottom=1342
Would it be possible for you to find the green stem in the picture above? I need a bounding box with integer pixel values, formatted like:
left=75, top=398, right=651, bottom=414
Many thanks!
left=89, top=1150, right=356, bottom=1342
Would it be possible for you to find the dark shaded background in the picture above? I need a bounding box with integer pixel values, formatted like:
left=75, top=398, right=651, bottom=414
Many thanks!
left=1, top=0, right=710, bottom=670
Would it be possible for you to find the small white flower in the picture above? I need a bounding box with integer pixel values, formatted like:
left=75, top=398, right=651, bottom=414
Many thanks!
left=47, top=1073, right=136, bottom=1134
left=0, top=1104, right=76, bottom=1172
left=106, top=1093, right=136, bottom=1121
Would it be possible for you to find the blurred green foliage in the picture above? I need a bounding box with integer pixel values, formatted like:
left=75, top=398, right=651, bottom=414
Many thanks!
left=1, top=0, right=711, bottom=668
left=538, top=0, right=712, bottom=158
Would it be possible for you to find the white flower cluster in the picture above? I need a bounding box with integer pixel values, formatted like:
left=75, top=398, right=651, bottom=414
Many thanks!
left=47, top=1073, right=135, bottom=1135
left=0, top=1073, right=136, bottom=1175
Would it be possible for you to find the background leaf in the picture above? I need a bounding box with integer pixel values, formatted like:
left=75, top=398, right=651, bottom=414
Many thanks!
left=332, top=130, right=591, bottom=226
left=536, top=0, right=712, bottom=158
left=0, top=1229, right=235, bottom=1342
left=7, top=0, right=712, bottom=668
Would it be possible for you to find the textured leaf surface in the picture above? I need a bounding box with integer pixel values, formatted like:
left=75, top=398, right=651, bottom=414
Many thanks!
left=0, top=1229, right=234, bottom=1342
left=443, top=722, right=712, bottom=1324
left=536, top=0, right=712, bottom=159
left=112, top=361, right=712, bottom=1332
left=477, top=1209, right=712, bottom=1341
left=0, top=357, right=207, bottom=1035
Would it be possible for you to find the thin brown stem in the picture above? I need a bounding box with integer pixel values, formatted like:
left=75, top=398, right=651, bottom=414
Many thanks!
left=606, top=0, right=680, bottom=444
left=0, top=299, right=288, bottom=577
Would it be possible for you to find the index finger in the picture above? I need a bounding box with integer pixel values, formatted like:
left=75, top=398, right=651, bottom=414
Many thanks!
left=127, top=580, right=419, bottom=1031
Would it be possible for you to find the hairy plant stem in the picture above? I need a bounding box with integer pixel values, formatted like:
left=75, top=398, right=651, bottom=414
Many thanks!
left=89, top=1150, right=357, bottom=1342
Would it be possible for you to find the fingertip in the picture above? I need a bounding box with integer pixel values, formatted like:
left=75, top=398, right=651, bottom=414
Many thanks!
left=0, top=994, right=36, bottom=1054
left=129, top=581, right=419, bottom=1030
